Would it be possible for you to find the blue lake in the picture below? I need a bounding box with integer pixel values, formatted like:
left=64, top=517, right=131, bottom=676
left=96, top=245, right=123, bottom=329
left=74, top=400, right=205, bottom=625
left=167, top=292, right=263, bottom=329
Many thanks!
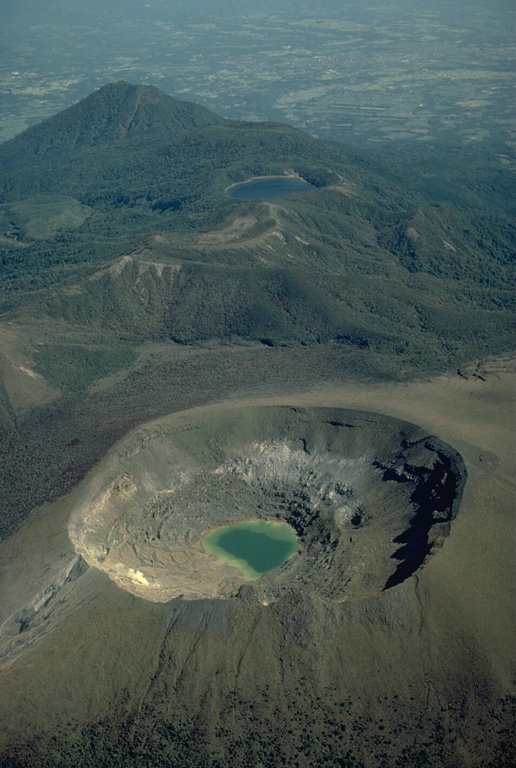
left=227, top=176, right=315, bottom=201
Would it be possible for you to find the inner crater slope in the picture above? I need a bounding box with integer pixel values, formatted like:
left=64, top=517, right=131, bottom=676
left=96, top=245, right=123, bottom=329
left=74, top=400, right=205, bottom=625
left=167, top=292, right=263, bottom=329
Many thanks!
left=68, top=406, right=466, bottom=602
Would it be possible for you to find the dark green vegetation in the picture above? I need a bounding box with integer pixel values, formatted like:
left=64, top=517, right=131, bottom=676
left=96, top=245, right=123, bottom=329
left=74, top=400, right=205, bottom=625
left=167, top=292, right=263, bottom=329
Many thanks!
left=0, top=82, right=513, bottom=351
left=35, top=343, right=137, bottom=391
left=1, top=692, right=514, bottom=768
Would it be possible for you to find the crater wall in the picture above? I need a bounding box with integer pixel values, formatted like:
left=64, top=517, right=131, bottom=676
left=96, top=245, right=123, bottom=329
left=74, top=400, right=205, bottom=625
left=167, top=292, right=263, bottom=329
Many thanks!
left=68, top=406, right=466, bottom=602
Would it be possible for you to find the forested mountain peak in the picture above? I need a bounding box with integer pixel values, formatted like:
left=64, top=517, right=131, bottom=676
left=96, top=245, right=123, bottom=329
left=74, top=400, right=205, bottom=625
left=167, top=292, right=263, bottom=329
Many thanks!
left=0, top=81, right=225, bottom=171
left=0, top=83, right=513, bottom=379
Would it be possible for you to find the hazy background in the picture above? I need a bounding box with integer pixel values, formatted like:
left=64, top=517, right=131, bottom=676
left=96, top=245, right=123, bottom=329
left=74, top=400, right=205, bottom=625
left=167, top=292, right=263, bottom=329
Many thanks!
left=1, top=0, right=514, bottom=148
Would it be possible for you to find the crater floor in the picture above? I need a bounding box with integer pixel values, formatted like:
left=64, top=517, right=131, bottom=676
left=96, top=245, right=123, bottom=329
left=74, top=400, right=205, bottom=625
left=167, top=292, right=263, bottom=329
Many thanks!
left=68, top=406, right=466, bottom=602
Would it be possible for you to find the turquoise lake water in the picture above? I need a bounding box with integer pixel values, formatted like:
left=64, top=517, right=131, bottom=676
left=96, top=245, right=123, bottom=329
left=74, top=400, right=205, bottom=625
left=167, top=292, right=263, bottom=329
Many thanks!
left=202, top=519, right=299, bottom=580
left=227, top=176, right=314, bottom=201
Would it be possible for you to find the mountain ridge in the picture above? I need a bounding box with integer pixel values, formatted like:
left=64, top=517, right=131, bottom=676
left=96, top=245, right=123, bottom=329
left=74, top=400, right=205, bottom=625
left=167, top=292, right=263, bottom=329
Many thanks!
left=0, top=83, right=513, bottom=376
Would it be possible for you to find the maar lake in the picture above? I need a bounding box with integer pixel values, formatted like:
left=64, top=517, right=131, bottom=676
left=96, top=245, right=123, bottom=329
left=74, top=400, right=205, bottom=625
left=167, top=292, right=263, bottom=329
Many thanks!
left=227, top=175, right=314, bottom=201
left=202, top=519, right=299, bottom=580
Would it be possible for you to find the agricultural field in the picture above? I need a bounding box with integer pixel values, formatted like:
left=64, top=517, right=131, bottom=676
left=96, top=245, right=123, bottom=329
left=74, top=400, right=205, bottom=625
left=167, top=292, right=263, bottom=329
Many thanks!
left=1, top=0, right=514, bottom=149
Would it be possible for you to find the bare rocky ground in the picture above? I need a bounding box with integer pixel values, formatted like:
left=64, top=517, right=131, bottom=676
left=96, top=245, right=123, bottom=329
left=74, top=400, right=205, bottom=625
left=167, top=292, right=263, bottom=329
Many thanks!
left=0, top=357, right=514, bottom=767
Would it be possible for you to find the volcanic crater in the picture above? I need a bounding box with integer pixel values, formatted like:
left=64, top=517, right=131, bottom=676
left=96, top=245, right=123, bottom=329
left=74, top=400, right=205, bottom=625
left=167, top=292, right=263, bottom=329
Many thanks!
left=68, top=406, right=466, bottom=603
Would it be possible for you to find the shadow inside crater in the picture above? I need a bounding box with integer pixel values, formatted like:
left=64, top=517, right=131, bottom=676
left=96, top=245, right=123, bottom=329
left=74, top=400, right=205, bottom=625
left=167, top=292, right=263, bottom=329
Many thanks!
left=382, top=442, right=466, bottom=590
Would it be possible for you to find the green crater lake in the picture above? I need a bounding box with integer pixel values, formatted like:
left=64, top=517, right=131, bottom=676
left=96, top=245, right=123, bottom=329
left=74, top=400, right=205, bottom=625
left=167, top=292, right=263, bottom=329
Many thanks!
left=202, top=520, right=299, bottom=581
